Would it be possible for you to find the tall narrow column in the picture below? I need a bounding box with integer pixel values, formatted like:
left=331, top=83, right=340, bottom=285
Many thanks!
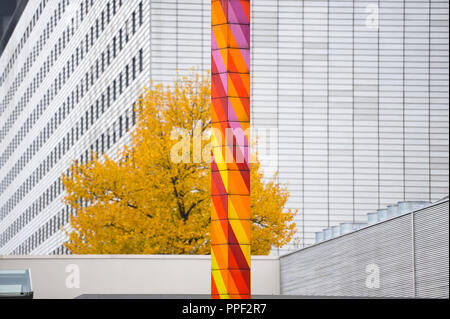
left=211, top=0, right=251, bottom=299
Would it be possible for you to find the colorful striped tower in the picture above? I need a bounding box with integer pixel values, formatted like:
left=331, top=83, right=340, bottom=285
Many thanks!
left=211, top=0, right=251, bottom=299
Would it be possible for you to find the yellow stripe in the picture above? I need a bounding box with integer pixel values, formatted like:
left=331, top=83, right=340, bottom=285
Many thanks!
left=219, top=169, right=228, bottom=192
left=229, top=220, right=250, bottom=245
left=212, top=270, right=229, bottom=297
left=211, top=247, right=220, bottom=270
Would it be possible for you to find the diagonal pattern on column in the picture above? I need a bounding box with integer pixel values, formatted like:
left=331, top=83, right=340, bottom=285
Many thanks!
left=211, top=0, right=251, bottom=300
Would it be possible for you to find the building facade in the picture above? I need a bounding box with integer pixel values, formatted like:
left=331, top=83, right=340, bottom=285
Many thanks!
left=0, top=0, right=448, bottom=255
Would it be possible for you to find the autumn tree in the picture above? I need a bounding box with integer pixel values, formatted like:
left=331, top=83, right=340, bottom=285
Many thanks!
left=62, top=73, right=296, bottom=255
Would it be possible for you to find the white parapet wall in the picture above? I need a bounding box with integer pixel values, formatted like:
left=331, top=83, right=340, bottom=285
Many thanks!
left=0, top=255, right=280, bottom=299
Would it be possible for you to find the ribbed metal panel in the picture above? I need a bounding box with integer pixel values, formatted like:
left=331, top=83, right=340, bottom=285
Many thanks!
left=414, top=201, right=449, bottom=299
left=280, top=200, right=449, bottom=298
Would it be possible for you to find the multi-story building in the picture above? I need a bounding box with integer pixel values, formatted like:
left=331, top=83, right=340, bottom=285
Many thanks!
left=0, top=0, right=150, bottom=255
left=0, top=0, right=448, bottom=255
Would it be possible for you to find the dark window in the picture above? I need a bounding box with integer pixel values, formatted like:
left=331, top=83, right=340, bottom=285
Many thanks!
left=119, top=73, right=122, bottom=94
left=119, top=116, right=123, bottom=137
left=107, top=86, right=111, bottom=107
left=119, top=29, right=122, bottom=50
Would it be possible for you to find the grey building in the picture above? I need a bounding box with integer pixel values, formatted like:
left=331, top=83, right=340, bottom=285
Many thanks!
left=1, top=0, right=148, bottom=254
left=249, top=0, right=449, bottom=250
left=0, top=0, right=449, bottom=255
left=280, top=198, right=449, bottom=298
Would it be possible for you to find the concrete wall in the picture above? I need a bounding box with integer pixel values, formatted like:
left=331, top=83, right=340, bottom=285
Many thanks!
left=280, top=200, right=449, bottom=299
left=0, top=255, right=279, bottom=299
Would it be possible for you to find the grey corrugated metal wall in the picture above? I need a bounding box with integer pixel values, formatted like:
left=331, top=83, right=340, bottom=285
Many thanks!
left=414, top=201, right=449, bottom=298
left=280, top=200, right=449, bottom=298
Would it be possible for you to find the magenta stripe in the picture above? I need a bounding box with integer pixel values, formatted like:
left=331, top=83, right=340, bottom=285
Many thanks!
left=230, top=24, right=250, bottom=48
left=228, top=0, right=249, bottom=24
left=228, top=122, right=249, bottom=148
left=211, top=29, right=219, bottom=50
left=212, top=50, right=227, bottom=74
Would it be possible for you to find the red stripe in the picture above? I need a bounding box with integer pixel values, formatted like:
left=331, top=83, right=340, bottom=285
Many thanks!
left=212, top=195, right=228, bottom=220
left=229, top=243, right=249, bottom=270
